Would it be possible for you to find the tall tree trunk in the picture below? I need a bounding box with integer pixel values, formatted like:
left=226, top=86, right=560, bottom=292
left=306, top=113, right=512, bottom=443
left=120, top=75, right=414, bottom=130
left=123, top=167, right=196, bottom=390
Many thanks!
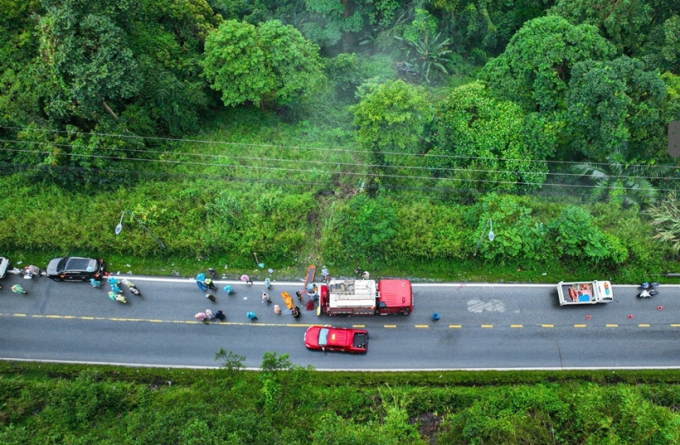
left=101, top=99, right=119, bottom=121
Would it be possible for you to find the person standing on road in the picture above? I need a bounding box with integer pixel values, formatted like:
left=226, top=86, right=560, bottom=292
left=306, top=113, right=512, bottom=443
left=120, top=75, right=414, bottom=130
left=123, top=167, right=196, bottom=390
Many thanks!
left=205, top=309, right=216, bottom=320
left=362, top=270, right=370, bottom=280
left=241, top=274, right=253, bottom=285
left=247, top=311, right=258, bottom=321
left=262, top=292, right=271, bottom=303
left=321, top=267, right=330, bottom=283
left=195, top=312, right=207, bottom=322
left=204, top=278, right=216, bottom=290
left=432, top=312, right=440, bottom=322
left=206, top=293, right=217, bottom=302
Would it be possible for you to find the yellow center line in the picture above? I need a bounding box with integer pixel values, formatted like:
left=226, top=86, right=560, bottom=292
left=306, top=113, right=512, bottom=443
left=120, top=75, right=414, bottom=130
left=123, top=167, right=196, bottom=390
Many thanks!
left=481, top=324, right=493, bottom=328
left=415, top=324, right=429, bottom=328
left=352, top=325, right=365, bottom=328
left=45, top=315, right=61, bottom=318
left=81, top=317, right=94, bottom=320
left=31, top=315, right=45, bottom=318
left=286, top=324, right=314, bottom=327
left=639, top=324, right=650, bottom=327
left=147, top=319, right=164, bottom=323
left=671, top=324, right=680, bottom=327
left=511, top=324, right=523, bottom=328
left=63, top=316, right=75, bottom=319
left=606, top=324, right=618, bottom=328
left=13, top=314, right=27, bottom=317
left=574, top=324, right=587, bottom=328
left=449, top=324, right=462, bottom=328
left=384, top=325, right=397, bottom=328
left=542, top=324, right=554, bottom=328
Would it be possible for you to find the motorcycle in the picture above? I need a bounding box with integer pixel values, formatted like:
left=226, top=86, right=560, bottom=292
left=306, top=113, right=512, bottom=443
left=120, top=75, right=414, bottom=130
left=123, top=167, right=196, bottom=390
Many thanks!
left=638, top=282, right=660, bottom=298
left=121, top=279, right=141, bottom=296
left=109, top=291, right=127, bottom=303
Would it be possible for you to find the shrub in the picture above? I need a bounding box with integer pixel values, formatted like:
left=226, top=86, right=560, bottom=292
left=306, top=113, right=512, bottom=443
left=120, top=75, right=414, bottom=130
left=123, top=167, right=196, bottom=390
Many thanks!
left=548, top=206, right=616, bottom=264
left=467, top=193, right=545, bottom=263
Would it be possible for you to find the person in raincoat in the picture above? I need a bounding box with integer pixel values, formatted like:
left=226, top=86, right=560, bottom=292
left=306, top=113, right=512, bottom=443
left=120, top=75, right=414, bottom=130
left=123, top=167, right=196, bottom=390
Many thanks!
left=292, top=306, right=301, bottom=318
left=264, top=278, right=271, bottom=289
left=262, top=291, right=271, bottom=303
left=12, top=284, right=27, bottom=294
left=247, top=311, right=258, bottom=321
left=241, top=275, right=253, bottom=285
left=205, top=309, right=216, bottom=320
left=90, top=278, right=102, bottom=288
left=195, top=312, right=207, bottom=322
left=223, top=285, right=233, bottom=294
left=206, top=293, right=217, bottom=302
left=109, top=292, right=126, bottom=303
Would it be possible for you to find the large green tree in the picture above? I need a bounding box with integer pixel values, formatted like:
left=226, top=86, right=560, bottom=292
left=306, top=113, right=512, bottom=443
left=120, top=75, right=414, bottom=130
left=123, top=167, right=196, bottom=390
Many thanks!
left=549, top=0, right=680, bottom=73
left=567, top=56, right=668, bottom=161
left=202, top=19, right=324, bottom=108
left=430, top=81, right=558, bottom=192
left=352, top=79, right=429, bottom=176
left=480, top=15, right=616, bottom=113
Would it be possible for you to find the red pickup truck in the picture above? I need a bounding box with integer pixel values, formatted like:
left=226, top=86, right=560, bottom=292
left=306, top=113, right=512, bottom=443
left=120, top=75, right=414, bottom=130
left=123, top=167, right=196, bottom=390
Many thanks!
left=304, top=325, right=369, bottom=353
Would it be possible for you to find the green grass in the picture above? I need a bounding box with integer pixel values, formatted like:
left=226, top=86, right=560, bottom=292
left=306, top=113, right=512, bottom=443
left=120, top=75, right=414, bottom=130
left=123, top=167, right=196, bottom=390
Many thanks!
left=2, top=360, right=680, bottom=444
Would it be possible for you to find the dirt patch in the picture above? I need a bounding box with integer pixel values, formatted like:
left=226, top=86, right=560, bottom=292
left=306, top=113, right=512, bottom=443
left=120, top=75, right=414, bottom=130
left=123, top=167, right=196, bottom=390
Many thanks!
left=411, top=412, right=442, bottom=444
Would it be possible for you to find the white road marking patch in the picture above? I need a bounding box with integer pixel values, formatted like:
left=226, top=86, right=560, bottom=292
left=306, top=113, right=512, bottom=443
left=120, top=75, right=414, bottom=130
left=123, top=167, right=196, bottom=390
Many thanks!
left=467, top=299, right=506, bottom=313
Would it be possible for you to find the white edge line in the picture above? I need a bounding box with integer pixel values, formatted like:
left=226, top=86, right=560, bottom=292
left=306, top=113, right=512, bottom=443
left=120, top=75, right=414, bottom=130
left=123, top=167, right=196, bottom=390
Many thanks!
left=96, top=276, right=680, bottom=288
left=4, top=358, right=680, bottom=371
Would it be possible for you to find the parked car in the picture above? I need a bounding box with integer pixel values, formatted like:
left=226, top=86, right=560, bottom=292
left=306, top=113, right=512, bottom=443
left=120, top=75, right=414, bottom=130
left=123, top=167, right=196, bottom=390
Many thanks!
left=46, top=257, right=105, bottom=282
left=304, top=325, right=368, bottom=353
left=0, top=256, right=9, bottom=279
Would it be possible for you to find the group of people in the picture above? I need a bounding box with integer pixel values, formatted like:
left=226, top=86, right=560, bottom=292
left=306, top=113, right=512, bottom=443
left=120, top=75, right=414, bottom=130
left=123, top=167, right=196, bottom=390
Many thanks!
left=194, top=267, right=333, bottom=323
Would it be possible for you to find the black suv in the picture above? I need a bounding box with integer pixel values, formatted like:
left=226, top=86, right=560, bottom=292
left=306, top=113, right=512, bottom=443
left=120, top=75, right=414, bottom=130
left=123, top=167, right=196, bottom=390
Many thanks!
left=46, top=257, right=106, bottom=282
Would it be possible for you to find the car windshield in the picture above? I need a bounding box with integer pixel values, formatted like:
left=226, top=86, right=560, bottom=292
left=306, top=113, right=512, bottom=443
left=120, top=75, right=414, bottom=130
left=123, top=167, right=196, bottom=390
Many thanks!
left=318, top=328, right=329, bottom=346
left=56, top=257, right=68, bottom=273
left=66, top=258, right=92, bottom=271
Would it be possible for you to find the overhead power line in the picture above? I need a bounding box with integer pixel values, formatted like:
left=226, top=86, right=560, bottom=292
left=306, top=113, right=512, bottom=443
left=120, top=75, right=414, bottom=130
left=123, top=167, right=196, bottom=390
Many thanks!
left=0, top=139, right=676, bottom=183
left=0, top=161, right=650, bottom=201
left=0, top=146, right=678, bottom=193
left=2, top=125, right=679, bottom=169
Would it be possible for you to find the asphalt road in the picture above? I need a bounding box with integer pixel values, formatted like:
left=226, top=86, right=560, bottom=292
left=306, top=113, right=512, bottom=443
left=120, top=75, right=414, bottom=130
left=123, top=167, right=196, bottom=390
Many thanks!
left=1, top=274, right=679, bottom=370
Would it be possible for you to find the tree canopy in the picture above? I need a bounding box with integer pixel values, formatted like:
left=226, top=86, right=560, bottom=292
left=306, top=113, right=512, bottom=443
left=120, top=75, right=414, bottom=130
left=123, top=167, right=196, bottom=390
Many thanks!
left=202, top=19, right=325, bottom=108
left=480, top=15, right=616, bottom=113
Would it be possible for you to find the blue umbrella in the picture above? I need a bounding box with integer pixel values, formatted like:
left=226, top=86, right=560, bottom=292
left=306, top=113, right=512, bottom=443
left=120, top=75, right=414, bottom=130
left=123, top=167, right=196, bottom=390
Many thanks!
left=197, top=280, right=207, bottom=292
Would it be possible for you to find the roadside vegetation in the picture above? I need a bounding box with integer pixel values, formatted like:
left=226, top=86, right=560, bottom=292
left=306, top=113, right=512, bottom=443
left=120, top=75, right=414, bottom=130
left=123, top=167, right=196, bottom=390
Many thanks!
left=2, top=358, right=680, bottom=444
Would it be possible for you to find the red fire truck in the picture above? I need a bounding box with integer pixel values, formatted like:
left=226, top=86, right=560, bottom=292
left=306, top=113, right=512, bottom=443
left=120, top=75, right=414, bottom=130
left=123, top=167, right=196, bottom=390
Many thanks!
left=319, top=279, right=413, bottom=316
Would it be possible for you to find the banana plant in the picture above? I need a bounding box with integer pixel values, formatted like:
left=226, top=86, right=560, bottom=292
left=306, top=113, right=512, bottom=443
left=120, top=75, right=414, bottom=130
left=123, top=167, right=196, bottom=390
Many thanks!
left=395, top=32, right=452, bottom=83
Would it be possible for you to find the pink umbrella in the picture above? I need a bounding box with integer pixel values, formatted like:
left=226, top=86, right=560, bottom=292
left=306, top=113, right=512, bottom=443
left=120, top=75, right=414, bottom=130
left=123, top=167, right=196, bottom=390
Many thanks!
left=194, top=312, right=207, bottom=321
left=240, top=275, right=249, bottom=283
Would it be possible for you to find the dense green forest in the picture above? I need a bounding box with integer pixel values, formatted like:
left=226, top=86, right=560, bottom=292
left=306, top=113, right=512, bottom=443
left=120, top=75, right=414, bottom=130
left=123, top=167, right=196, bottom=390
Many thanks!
left=2, top=358, right=680, bottom=444
left=1, top=0, right=680, bottom=278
